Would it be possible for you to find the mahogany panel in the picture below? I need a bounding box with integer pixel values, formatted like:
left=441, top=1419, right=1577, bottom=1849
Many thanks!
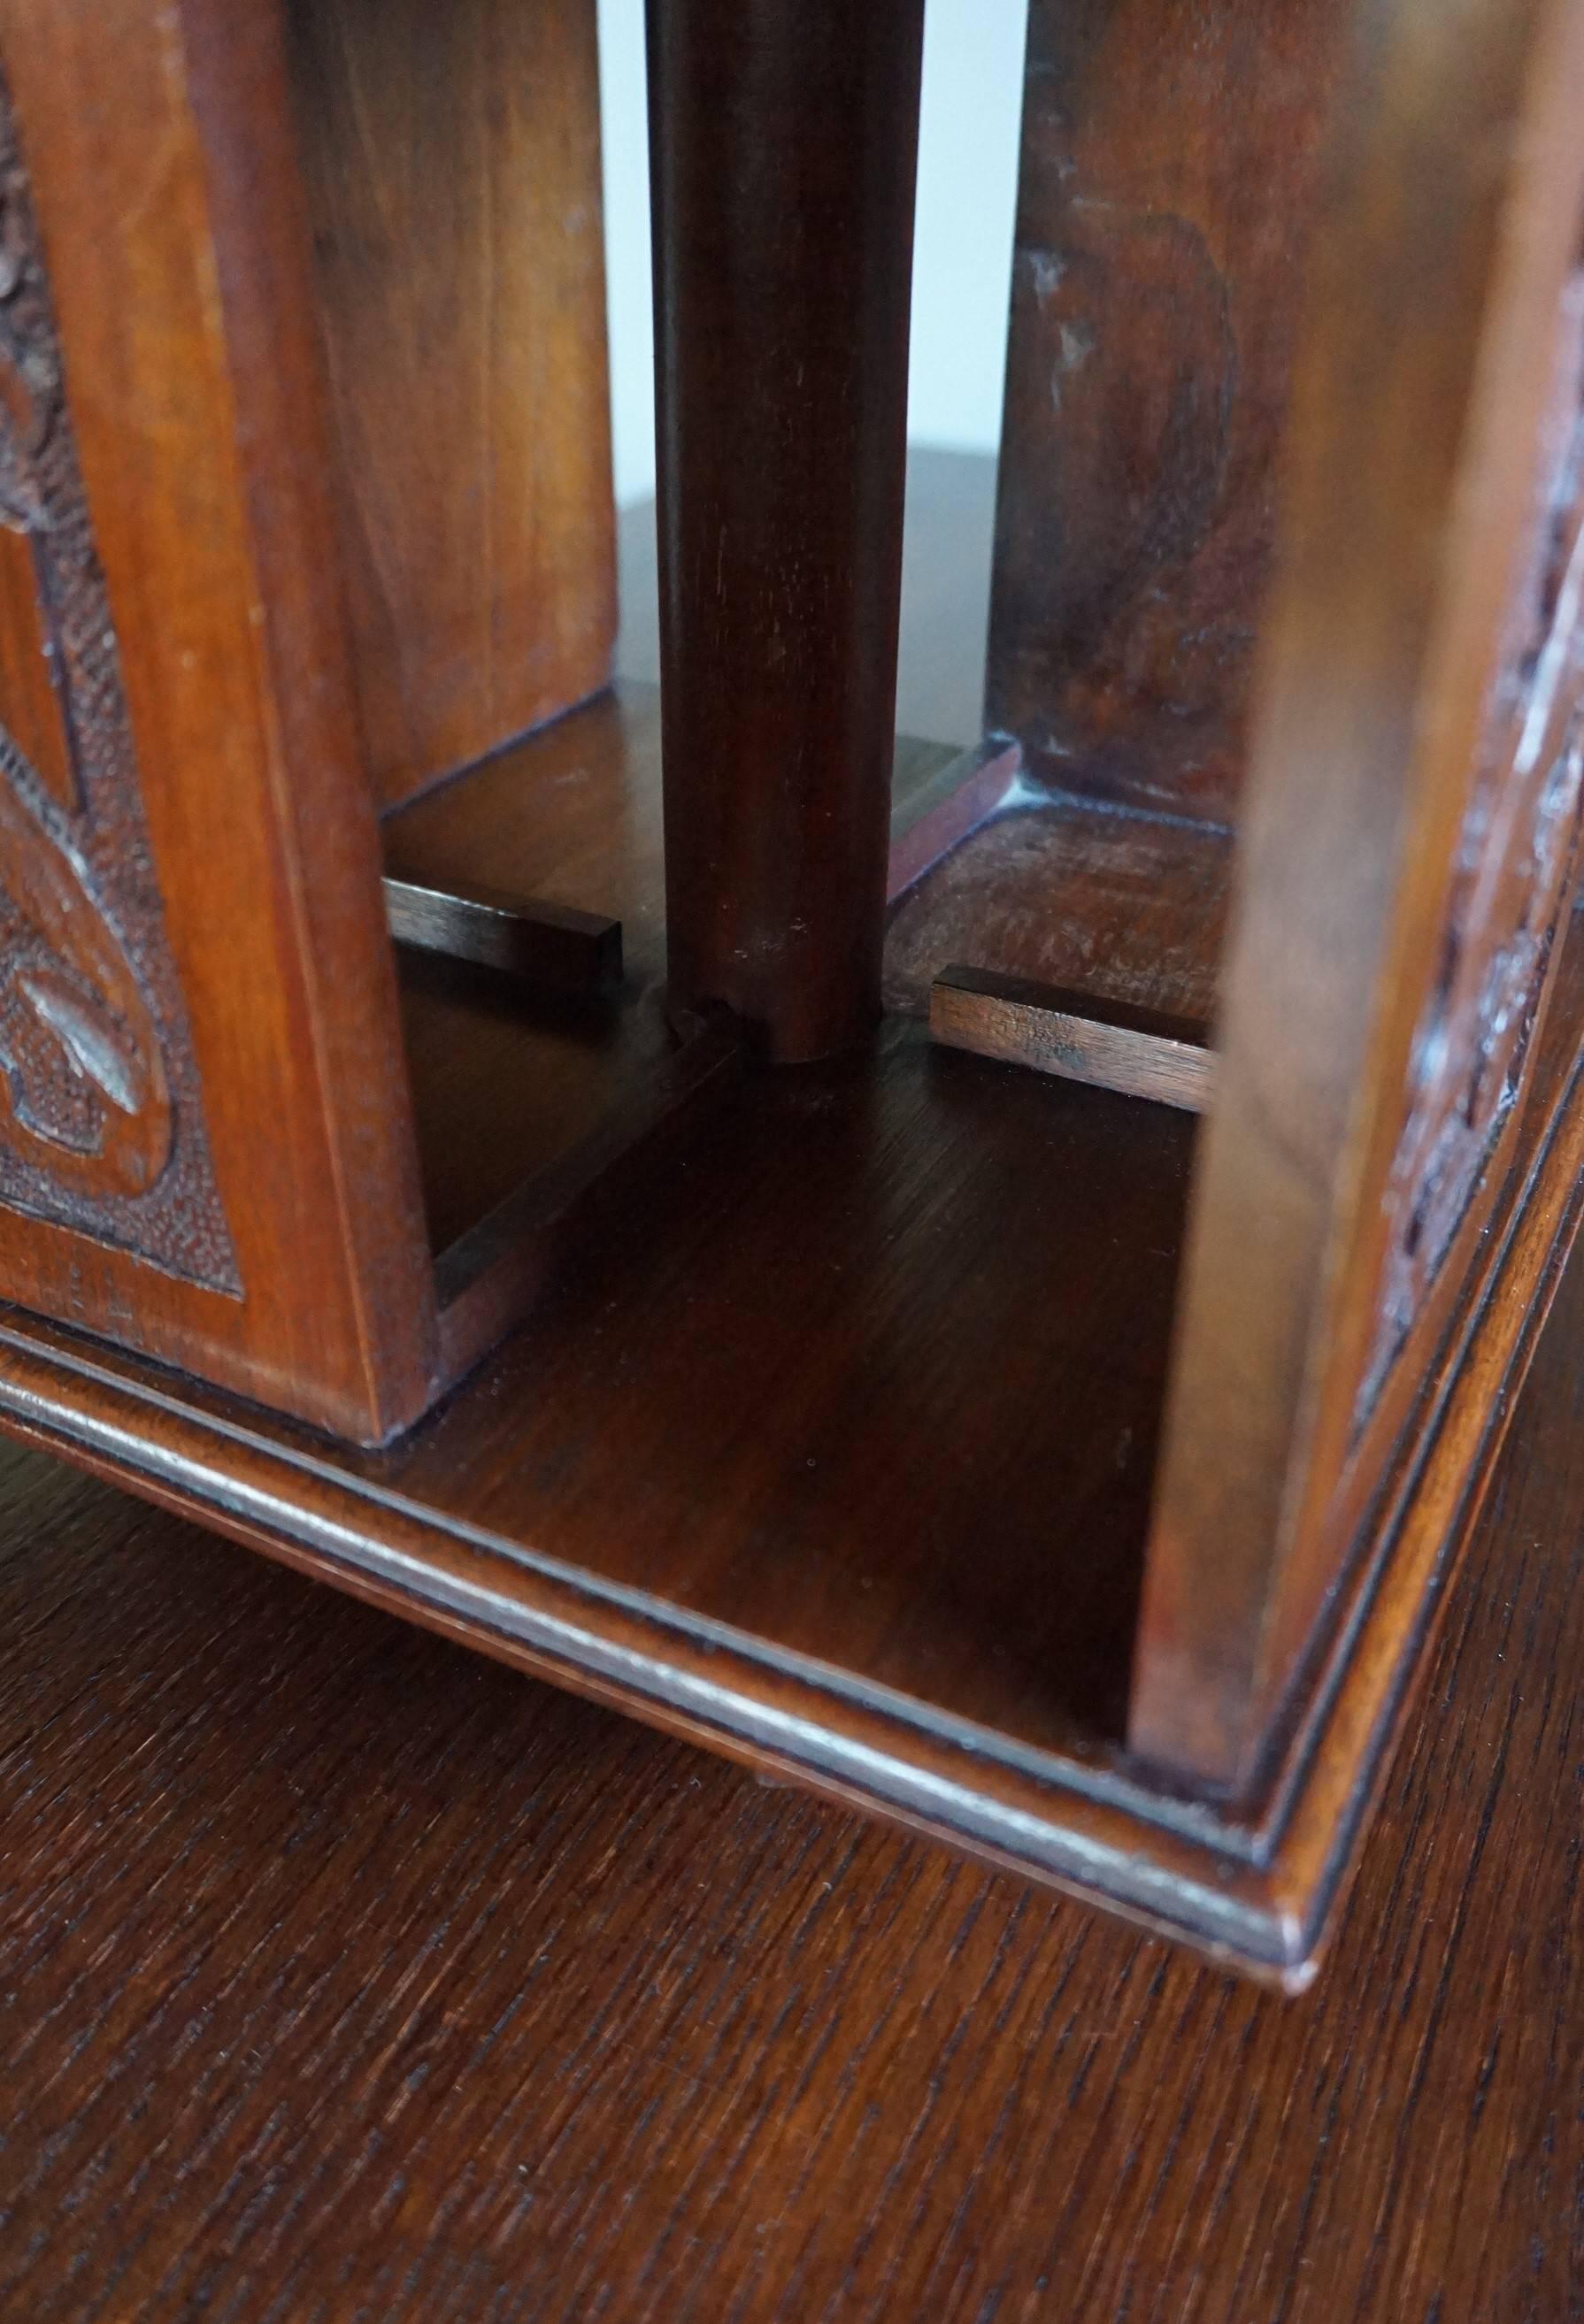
left=0, top=0, right=438, bottom=1441
left=1135, top=0, right=1584, bottom=1786
left=0, top=73, right=234, bottom=1292
left=1357, top=265, right=1584, bottom=1422
left=648, top=0, right=926, bottom=1060
left=285, top=0, right=616, bottom=809
left=987, top=0, right=1346, bottom=822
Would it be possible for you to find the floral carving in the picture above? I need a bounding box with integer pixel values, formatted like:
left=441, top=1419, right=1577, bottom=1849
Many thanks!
left=0, top=64, right=235, bottom=1288
left=1360, top=264, right=1584, bottom=1415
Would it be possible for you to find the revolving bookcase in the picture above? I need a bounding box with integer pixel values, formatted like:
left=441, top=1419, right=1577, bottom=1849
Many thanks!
left=0, top=0, right=1580, bottom=1984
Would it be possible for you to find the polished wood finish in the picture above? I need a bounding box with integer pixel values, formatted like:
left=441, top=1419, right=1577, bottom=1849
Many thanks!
left=931, top=965, right=1215, bottom=1112
left=0, top=71, right=233, bottom=1268
left=988, top=0, right=1344, bottom=823
left=0, top=0, right=437, bottom=1444
left=0, top=519, right=76, bottom=817
left=0, top=0, right=662, bottom=1443
left=1, top=1221, right=1581, bottom=2320
left=429, top=996, right=741, bottom=1387
left=285, top=0, right=616, bottom=809
left=647, top=0, right=926, bottom=1060
left=1134, top=0, right=1584, bottom=1788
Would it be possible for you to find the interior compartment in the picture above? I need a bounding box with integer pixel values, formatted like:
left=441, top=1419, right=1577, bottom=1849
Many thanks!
left=356, top=0, right=1348, bottom=1768
left=375, top=679, right=1220, bottom=1765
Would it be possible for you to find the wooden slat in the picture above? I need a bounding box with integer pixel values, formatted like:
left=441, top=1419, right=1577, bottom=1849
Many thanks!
left=929, top=965, right=1215, bottom=1112
left=383, top=875, right=622, bottom=994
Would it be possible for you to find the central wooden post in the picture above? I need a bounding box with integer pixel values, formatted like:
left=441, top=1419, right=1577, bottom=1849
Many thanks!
left=647, top=0, right=926, bottom=1062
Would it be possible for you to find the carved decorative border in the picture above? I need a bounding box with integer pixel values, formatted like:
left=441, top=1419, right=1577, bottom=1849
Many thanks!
left=1359, top=263, right=1584, bottom=1416
left=0, top=63, right=237, bottom=1292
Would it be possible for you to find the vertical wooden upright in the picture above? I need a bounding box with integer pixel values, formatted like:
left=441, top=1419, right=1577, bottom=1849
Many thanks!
left=1132, top=0, right=1584, bottom=1788
left=646, top=0, right=926, bottom=1062
left=0, top=0, right=439, bottom=1441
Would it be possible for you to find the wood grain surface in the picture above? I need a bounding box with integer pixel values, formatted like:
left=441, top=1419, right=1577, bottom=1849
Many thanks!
left=883, top=791, right=1230, bottom=1023
left=0, top=0, right=441, bottom=1443
left=988, top=0, right=1344, bottom=823
left=285, top=0, right=616, bottom=809
left=930, top=965, right=1216, bottom=1113
left=0, top=1216, right=1580, bottom=2319
left=385, top=680, right=962, bottom=1257
left=4, top=689, right=1579, bottom=1982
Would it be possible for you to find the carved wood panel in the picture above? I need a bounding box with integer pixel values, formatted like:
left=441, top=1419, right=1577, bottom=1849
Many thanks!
left=1358, top=259, right=1584, bottom=1417
left=0, top=65, right=236, bottom=1290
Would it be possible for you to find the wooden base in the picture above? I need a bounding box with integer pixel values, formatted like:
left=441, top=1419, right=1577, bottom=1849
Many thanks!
left=0, top=685, right=1575, bottom=1982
